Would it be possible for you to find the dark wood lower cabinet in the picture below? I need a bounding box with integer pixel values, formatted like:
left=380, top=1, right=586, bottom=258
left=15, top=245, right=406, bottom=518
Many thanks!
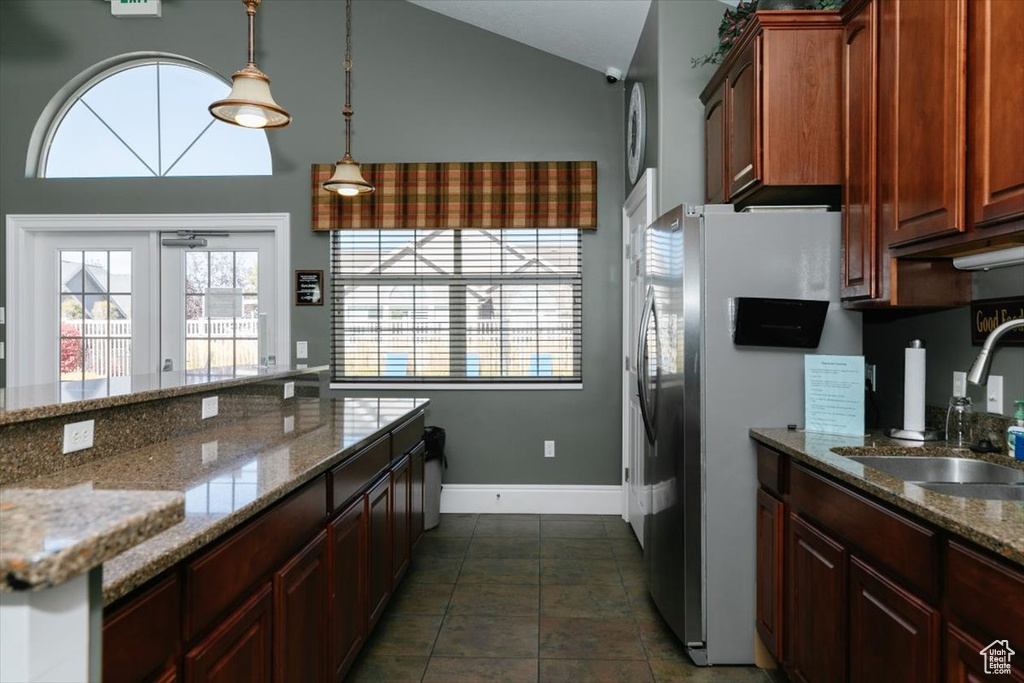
left=273, top=531, right=327, bottom=683
left=367, top=473, right=392, bottom=629
left=103, top=574, right=181, bottom=683
left=788, top=514, right=847, bottom=683
left=849, top=557, right=939, bottom=683
left=946, top=623, right=1024, bottom=682
left=185, top=584, right=273, bottom=683
left=756, top=488, right=784, bottom=660
left=392, top=454, right=411, bottom=585
left=410, top=443, right=425, bottom=549
left=329, top=497, right=367, bottom=682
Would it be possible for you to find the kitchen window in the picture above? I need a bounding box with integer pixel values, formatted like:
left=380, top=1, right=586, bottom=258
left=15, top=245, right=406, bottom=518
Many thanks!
left=331, top=229, right=582, bottom=386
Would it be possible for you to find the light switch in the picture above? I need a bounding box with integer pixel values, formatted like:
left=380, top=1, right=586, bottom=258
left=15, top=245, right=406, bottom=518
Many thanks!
left=987, top=375, right=1004, bottom=415
left=296, top=341, right=308, bottom=359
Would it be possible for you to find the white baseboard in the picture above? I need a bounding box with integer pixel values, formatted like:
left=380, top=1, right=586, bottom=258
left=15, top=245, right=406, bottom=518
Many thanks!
left=439, top=484, right=622, bottom=515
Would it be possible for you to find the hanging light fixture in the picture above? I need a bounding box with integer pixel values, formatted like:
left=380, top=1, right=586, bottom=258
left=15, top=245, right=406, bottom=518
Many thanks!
left=323, top=0, right=375, bottom=197
left=209, top=0, right=291, bottom=129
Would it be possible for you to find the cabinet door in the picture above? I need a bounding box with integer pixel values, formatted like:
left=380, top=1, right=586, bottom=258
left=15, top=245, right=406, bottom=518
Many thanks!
left=727, top=37, right=761, bottom=198
left=841, top=0, right=877, bottom=300
left=788, top=514, right=847, bottom=683
left=185, top=584, right=272, bottom=683
left=273, top=531, right=327, bottom=683
left=878, top=0, right=966, bottom=246
left=367, top=473, right=392, bottom=628
left=756, top=489, right=784, bottom=661
left=103, top=574, right=181, bottom=683
left=849, top=557, right=939, bottom=683
left=410, top=443, right=425, bottom=549
left=946, top=623, right=1024, bottom=682
left=705, top=81, right=728, bottom=204
left=967, top=0, right=1024, bottom=230
left=392, top=454, right=411, bottom=585
left=329, top=497, right=367, bottom=682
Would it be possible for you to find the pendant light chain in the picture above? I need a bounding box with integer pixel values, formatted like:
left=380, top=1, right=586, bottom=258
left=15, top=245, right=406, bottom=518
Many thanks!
left=343, top=0, right=354, bottom=157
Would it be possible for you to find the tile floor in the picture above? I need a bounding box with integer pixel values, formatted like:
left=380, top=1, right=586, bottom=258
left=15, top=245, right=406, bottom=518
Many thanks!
left=346, top=513, right=786, bottom=683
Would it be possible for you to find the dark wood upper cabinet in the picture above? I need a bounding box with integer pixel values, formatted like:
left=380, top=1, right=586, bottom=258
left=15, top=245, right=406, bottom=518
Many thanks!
left=185, top=584, right=273, bottom=683
left=366, top=473, right=392, bottom=629
left=727, top=38, right=761, bottom=199
left=967, top=0, right=1024, bottom=231
left=841, top=0, right=877, bottom=300
left=103, top=574, right=181, bottom=683
left=878, top=0, right=967, bottom=247
left=704, top=82, right=728, bottom=205
left=756, top=488, right=785, bottom=662
left=788, top=514, right=847, bottom=683
left=329, top=497, right=367, bottom=682
left=391, top=454, right=411, bottom=586
left=274, top=531, right=327, bottom=683
left=849, top=557, right=940, bottom=683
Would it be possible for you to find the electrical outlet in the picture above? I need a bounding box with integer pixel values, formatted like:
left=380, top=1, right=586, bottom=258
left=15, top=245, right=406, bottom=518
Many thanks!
left=296, top=341, right=308, bottom=359
left=62, top=419, right=95, bottom=454
left=283, top=415, right=295, bottom=434
left=0, top=341, right=5, bottom=360
left=865, top=364, right=877, bottom=392
left=201, top=396, right=219, bottom=419
left=544, top=440, right=555, bottom=458
left=202, top=441, right=218, bottom=464
left=0, top=306, right=5, bottom=324
left=952, top=371, right=967, bottom=398
left=987, top=375, right=1004, bottom=414
left=296, top=363, right=308, bottom=370
left=283, top=381, right=295, bottom=399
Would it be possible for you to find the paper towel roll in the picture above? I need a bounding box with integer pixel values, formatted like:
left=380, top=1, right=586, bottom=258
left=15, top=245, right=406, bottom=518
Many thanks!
left=904, top=342, right=926, bottom=432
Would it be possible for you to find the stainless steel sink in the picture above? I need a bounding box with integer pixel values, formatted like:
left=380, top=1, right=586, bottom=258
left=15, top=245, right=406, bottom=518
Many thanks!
left=912, top=482, right=1024, bottom=503
left=845, top=456, right=1024, bottom=485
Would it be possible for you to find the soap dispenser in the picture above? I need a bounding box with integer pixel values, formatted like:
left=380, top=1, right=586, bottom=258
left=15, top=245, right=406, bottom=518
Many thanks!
left=1008, top=400, right=1024, bottom=459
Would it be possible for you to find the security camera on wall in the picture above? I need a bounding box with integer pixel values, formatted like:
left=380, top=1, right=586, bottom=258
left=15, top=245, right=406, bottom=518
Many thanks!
left=605, top=68, right=622, bottom=85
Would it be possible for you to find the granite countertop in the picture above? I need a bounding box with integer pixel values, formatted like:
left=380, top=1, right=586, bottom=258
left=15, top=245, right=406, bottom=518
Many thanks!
left=0, top=365, right=328, bottom=426
left=750, top=428, right=1024, bottom=566
left=5, top=396, right=428, bottom=604
left=0, top=488, right=184, bottom=591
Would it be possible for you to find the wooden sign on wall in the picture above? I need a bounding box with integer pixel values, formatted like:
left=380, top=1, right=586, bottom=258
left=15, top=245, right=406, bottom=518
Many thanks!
left=971, top=297, right=1024, bottom=346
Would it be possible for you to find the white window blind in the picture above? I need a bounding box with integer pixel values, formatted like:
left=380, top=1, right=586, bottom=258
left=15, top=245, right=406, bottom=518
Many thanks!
left=331, top=229, right=582, bottom=383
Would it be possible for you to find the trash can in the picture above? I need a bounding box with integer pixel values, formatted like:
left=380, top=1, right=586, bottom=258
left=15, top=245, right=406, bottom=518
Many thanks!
left=423, top=426, right=446, bottom=530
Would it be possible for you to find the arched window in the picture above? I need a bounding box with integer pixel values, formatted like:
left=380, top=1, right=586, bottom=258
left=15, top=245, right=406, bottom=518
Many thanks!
left=28, top=53, right=272, bottom=178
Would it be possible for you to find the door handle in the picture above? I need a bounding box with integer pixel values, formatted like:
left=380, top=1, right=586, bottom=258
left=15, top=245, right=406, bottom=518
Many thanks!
left=637, top=287, right=657, bottom=445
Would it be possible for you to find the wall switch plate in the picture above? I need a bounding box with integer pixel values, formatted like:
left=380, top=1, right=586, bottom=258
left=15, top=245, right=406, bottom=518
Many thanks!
left=202, top=396, right=219, bottom=419
left=0, top=306, right=5, bottom=324
left=296, top=363, right=308, bottom=370
left=544, top=440, right=555, bottom=458
left=865, top=364, right=877, bottom=392
left=952, top=371, right=967, bottom=398
left=0, top=341, right=5, bottom=360
left=987, top=375, right=1004, bottom=414
left=283, top=415, right=295, bottom=434
left=283, top=381, right=295, bottom=399
left=202, top=441, right=218, bottom=464
left=63, top=420, right=95, bottom=454
left=296, top=341, right=308, bottom=359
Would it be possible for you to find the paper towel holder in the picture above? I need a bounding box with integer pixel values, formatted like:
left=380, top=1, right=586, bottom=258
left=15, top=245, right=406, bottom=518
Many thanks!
left=885, top=339, right=943, bottom=441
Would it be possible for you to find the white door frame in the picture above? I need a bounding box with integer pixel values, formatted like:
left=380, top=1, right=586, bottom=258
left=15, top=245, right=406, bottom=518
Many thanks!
left=5, top=213, right=291, bottom=388
left=621, top=169, right=657, bottom=520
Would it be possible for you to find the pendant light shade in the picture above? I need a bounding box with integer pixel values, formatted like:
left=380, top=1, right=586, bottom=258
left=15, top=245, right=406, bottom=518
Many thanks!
left=210, top=0, right=291, bottom=129
left=323, top=0, right=374, bottom=197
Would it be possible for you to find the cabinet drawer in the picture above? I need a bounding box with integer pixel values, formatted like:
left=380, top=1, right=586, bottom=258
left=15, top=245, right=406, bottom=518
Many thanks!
left=946, top=541, right=1024, bottom=644
left=184, top=476, right=326, bottom=641
left=789, top=463, right=938, bottom=599
left=103, top=574, right=181, bottom=683
left=329, top=434, right=390, bottom=513
left=756, top=444, right=787, bottom=495
left=391, top=412, right=425, bottom=461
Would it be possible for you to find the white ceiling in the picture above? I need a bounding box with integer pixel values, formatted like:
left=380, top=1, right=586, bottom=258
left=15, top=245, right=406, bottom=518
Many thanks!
left=406, top=0, right=653, bottom=76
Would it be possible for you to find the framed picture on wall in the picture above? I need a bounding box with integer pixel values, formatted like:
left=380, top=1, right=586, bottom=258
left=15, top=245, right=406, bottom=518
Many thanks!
left=295, top=269, right=324, bottom=306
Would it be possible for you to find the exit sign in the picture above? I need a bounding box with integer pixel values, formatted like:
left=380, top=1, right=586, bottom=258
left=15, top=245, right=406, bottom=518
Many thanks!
left=111, top=0, right=161, bottom=18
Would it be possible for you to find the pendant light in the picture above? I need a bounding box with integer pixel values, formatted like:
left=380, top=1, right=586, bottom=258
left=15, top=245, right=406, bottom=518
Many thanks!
left=209, top=0, right=291, bottom=129
left=323, top=0, right=375, bottom=197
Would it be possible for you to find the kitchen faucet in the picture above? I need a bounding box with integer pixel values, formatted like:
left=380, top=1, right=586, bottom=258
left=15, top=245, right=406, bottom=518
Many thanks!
left=967, top=318, right=1024, bottom=386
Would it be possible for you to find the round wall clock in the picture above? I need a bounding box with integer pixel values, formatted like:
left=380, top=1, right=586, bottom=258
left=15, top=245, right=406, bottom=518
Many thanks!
left=627, top=82, right=646, bottom=184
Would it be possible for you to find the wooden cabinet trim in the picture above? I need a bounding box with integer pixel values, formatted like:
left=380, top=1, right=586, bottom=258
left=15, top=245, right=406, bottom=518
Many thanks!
left=329, top=497, right=367, bottom=682
left=273, top=530, right=328, bottom=683
left=102, top=573, right=181, bottom=683
left=704, top=83, right=728, bottom=205
left=329, top=433, right=390, bottom=514
left=184, top=583, right=273, bottom=683
left=727, top=39, right=762, bottom=199
left=946, top=540, right=1024, bottom=645
left=391, top=412, right=425, bottom=461
left=366, top=472, right=392, bottom=629
left=756, top=444, right=787, bottom=496
left=756, top=488, right=785, bottom=660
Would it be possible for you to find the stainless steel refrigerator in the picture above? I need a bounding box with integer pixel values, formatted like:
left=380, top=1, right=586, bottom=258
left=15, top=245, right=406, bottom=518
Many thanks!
left=637, top=204, right=862, bottom=665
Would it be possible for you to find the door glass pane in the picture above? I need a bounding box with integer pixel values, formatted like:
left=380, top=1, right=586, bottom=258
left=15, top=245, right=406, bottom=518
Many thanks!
left=60, top=249, right=133, bottom=397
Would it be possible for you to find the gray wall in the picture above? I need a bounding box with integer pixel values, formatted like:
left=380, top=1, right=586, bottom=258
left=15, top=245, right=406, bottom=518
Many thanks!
left=863, top=266, right=1024, bottom=428
left=0, top=0, right=625, bottom=485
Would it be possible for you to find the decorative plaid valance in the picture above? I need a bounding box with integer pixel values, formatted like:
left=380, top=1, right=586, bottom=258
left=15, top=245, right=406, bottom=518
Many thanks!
left=311, top=161, right=597, bottom=231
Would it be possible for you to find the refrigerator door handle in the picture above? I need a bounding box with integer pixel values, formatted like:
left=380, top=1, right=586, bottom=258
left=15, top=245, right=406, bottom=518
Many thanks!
left=637, top=286, right=657, bottom=445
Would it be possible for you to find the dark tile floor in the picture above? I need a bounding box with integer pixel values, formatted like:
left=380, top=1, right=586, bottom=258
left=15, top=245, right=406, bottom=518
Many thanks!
left=346, top=513, right=786, bottom=683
